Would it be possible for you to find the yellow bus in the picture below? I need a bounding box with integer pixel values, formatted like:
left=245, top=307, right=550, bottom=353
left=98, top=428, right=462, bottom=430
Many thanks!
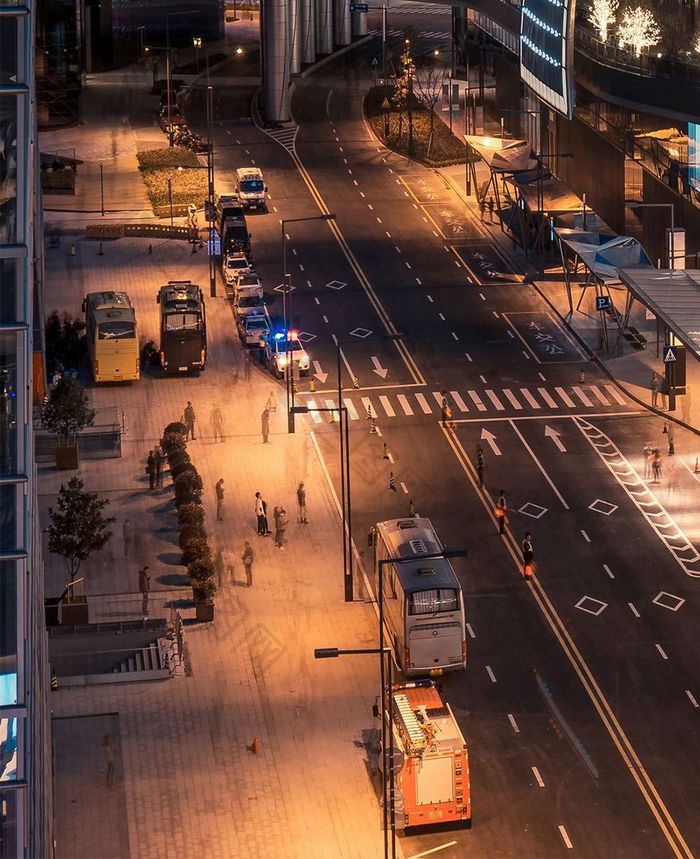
left=82, top=291, right=140, bottom=383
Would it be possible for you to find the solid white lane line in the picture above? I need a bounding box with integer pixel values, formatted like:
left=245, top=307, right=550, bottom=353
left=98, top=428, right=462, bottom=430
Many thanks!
left=503, top=389, right=523, bottom=410
left=466, top=622, right=476, bottom=639
left=397, top=394, right=414, bottom=415
left=415, top=393, right=432, bottom=414
left=538, top=387, right=558, bottom=408
left=629, top=602, right=641, bottom=618
left=589, top=385, right=610, bottom=406
left=686, top=690, right=699, bottom=708
left=604, top=384, right=627, bottom=405
left=603, top=564, right=614, bottom=579
left=468, top=391, right=487, bottom=411
left=379, top=395, right=395, bottom=417
left=451, top=391, right=468, bottom=412
left=532, top=766, right=545, bottom=787
left=582, top=530, right=591, bottom=542
left=485, top=390, right=505, bottom=410
left=558, top=825, right=573, bottom=849
left=555, top=386, right=576, bottom=407
left=508, top=713, right=520, bottom=733
left=509, top=419, right=570, bottom=509
left=572, top=385, right=594, bottom=407
left=486, top=665, right=497, bottom=683
left=520, top=388, right=540, bottom=409
left=656, top=644, right=669, bottom=660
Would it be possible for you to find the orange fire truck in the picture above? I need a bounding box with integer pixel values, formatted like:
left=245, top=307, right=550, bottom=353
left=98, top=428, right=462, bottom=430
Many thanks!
left=390, top=681, right=471, bottom=831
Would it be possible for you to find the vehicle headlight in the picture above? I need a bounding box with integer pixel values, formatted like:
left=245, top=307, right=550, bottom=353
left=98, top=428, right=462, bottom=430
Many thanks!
left=300, top=357, right=309, bottom=368
left=279, top=356, right=288, bottom=367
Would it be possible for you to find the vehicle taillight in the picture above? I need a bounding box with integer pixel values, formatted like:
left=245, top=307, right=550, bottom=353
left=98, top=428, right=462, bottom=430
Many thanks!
left=160, top=351, right=166, bottom=367
left=201, top=349, right=206, bottom=367
left=462, top=640, right=467, bottom=663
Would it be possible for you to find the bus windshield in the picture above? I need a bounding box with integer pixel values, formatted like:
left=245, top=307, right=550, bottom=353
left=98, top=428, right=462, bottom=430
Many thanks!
left=98, top=322, right=135, bottom=340
left=164, top=312, right=201, bottom=332
left=241, top=180, right=264, bottom=194
left=409, top=588, right=458, bottom=615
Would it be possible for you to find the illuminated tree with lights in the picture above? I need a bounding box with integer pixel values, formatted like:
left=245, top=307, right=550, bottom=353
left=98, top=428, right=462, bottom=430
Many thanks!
left=618, top=6, right=660, bottom=57
left=589, top=0, right=618, bottom=42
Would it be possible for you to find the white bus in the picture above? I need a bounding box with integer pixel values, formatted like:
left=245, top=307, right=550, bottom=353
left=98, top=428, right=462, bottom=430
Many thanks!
left=373, top=518, right=467, bottom=677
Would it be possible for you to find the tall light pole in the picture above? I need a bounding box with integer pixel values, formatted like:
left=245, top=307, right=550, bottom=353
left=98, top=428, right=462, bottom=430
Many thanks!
left=99, top=161, right=104, bottom=216
left=165, top=10, right=199, bottom=148
left=206, top=84, right=216, bottom=297
left=193, top=35, right=202, bottom=71
left=281, top=213, right=336, bottom=433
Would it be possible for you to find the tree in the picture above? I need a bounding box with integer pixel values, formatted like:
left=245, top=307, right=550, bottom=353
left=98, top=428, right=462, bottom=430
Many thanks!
left=618, top=6, right=660, bottom=56
left=41, top=377, right=95, bottom=444
left=48, top=476, right=115, bottom=584
left=413, top=65, right=449, bottom=156
left=589, top=0, right=618, bottom=42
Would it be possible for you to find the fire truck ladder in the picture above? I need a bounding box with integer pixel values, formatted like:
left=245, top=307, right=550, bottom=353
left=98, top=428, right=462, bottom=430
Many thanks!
left=394, top=694, right=426, bottom=754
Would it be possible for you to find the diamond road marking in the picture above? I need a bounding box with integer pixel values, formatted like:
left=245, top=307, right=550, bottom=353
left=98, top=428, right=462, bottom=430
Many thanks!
left=576, top=596, right=608, bottom=616
left=518, top=502, right=548, bottom=520
left=326, top=280, right=347, bottom=290
left=274, top=282, right=296, bottom=293
left=653, top=591, right=686, bottom=612
left=589, top=499, right=618, bottom=516
left=296, top=331, right=316, bottom=343
left=350, top=327, right=373, bottom=339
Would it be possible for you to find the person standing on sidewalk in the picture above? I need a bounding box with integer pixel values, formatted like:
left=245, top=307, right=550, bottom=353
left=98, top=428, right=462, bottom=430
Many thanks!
left=274, top=507, right=288, bottom=549
left=261, top=408, right=270, bottom=444
left=476, top=445, right=485, bottom=488
left=522, top=534, right=534, bottom=580
left=495, top=490, right=507, bottom=534
left=138, top=565, right=151, bottom=617
left=643, top=442, right=652, bottom=479
left=183, top=401, right=196, bottom=440
left=146, top=450, right=156, bottom=490
left=215, top=479, right=225, bottom=521
left=242, top=541, right=254, bottom=587
left=651, top=372, right=660, bottom=408
left=210, top=405, right=225, bottom=443
left=297, top=482, right=308, bottom=524
left=265, top=390, right=277, bottom=413
left=255, top=492, right=270, bottom=536
left=122, top=518, right=133, bottom=557
left=153, top=444, right=164, bottom=487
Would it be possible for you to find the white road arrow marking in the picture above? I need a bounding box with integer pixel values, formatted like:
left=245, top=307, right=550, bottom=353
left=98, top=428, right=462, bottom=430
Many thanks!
left=480, top=428, right=501, bottom=456
left=313, top=361, right=328, bottom=384
left=371, top=356, right=388, bottom=379
left=544, top=425, right=567, bottom=452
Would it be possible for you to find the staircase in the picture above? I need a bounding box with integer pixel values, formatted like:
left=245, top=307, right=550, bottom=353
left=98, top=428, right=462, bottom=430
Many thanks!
left=112, top=641, right=163, bottom=674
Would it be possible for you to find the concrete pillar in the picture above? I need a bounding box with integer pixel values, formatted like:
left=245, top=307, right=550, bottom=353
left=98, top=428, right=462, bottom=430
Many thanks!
left=351, top=10, right=368, bottom=38
left=301, top=0, right=317, bottom=64
left=316, top=0, right=333, bottom=55
left=334, top=0, right=351, bottom=46
left=261, top=0, right=291, bottom=121
left=289, top=0, right=302, bottom=75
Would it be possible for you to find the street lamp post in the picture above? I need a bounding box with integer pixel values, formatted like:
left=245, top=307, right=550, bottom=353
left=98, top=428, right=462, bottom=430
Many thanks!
left=165, top=10, right=200, bottom=148
left=206, top=84, right=216, bottom=297
left=625, top=200, right=676, bottom=269
left=193, top=36, right=202, bottom=71
left=281, top=214, right=336, bottom=433
left=99, top=161, right=104, bottom=216
left=315, top=645, right=393, bottom=859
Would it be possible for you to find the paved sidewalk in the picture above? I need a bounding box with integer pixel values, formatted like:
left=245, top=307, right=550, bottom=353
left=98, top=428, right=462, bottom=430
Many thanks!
left=43, top=236, right=390, bottom=858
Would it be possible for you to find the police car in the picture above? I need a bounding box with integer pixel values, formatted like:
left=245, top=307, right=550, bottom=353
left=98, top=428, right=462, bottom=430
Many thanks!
left=264, top=330, right=310, bottom=379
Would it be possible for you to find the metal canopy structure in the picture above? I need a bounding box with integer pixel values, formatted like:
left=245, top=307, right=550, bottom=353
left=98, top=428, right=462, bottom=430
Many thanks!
left=618, top=267, right=700, bottom=359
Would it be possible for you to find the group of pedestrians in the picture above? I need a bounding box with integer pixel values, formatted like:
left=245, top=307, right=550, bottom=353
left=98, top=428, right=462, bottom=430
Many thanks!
left=254, top=483, right=308, bottom=548
left=145, top=444, right=164, bottom=490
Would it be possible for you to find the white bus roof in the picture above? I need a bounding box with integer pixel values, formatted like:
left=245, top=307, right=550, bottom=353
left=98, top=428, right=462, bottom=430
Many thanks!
left=376, top=518, right=461, bottom=594
left=236, top=167, right=263, bottom=180
left=85, top=291, right=133, bottom=312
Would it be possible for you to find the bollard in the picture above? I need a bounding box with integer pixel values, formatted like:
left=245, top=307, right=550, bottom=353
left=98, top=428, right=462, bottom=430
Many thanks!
left=69, top=243, right=76, bottom=256
left=579, top=369, right=585, bottom=383
left=353, top=376, right=360, bottom=389
left=309, top=378, right=315, bottom=393
left=389, top=471, right=397, bottom=492
left=251, top=737, right=260, bottom=754
left=695, top=458, right=699, bottom=474
left=383, top=442, right=389, bottom=460
left=97, top=242, right=104, bottom=256
left=148, top=244, right=153, bottom=255
left=370, top=417, right=377, bottom=434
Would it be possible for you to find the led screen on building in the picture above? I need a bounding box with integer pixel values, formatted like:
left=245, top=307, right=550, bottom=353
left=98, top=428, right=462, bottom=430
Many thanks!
left=520, top=0, right=576, bottom=118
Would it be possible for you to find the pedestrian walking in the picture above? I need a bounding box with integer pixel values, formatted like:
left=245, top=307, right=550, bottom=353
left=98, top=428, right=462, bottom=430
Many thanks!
left=297, top=482, right=308, bottom=523
left=476, top=445, right=485, bottom=488
left=265, top=390, right=277, bottom=413
left=479, top=198, right=486, bottom=221
left=122, top=518, right=132, bottom=557
left=138, top=565, right=151, bottom=617
left=146, top=450, right=156, bottom=490
left=261, top=408, right=270, bottom=444
left=255, top=492, right=270, bottom=536
left=210, top=405, right=225, bottom=443
left=153, top=444, right=164, bottom=487
left=242, top=541, right=254, bottom=587
left=496, top=490, right=507, bottom=534
left=102, top=735, right=116, bottom=788
left=643, top=442, right=652, bottom=480
left=651, top=449, right=662, bottom=483
left=488, top=196, right=495, bottom=223
left=274, top=507, right=288, bottom=549
left=215, top=479, right=225, bottom=521
left=667, top=422, right=675, bottom=456
left=183, top=401, right=196, bottom=439
left=522, top=533, right=534, bottom=580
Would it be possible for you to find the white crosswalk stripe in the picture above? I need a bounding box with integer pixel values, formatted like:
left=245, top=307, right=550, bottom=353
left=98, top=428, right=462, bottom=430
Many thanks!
left=605, top=384, right=627, bottom=405
left=432, top=391, right=445, bottom=408
left=502, top=389, right=522, bottom=410
left=450, top=391, right=469, bottom=412
left=361, top=397, right=375, bottom=419
left=555, top=386, right=576, bottom=407
left=397, top=394, right=414, bottom=415
left=520, top=388, right=540, bottom=409
left=468, top=390, right=487, bottom=411
left=572, top=386, right=593, bottom=407
left=588, top=385, right=610, bottom=406
left=325, top=399, right=338, bottom=420
left=379, top=395, right=395, bottom=417
left=538, top=387, right=557, bottom=408
left=485, top=389, right=505, bottom=411
left=345, top=399, right=359, bottom=420
left=415, top=393, right=433, bottom=414
left=306, top=399, right=323, bottom=423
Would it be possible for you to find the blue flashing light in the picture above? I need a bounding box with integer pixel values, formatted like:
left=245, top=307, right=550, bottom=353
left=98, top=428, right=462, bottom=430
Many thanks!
left=274, top=332, right=285, bottom=341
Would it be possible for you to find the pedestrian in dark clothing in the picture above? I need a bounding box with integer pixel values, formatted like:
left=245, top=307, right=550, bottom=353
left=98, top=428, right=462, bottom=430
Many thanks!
left=476, top=445, right=485, bottom=488
left=522, top=534, right=534, bottom=579
left=146, top=450, right=156, bottom=490
left=122, top=518, right=132, bottom=557
left=153, top=444, right=163, bottom=486
left=297, top=482, right=308, bottom=524
left=242, top=541, right=254, bottom=587
left=479, top=198, right=486, bottom=221
left=183, top=401, right=196, bottom=440
left=667, top=423, right=675, bottom=456
left=215, top=479, right=225, bottom=521
left=496, top=490, right=507, bottom=534
left=255, top=492, right=270, bottom=535
left=488, top=196, right=495, bottom=223
left=210, top=405, right=224, bottom=443
left=262, top=408, right=270, bottom=444
left=138, top=566, right=151, bottom=616
left=274, top=508, right=288, bottom=549
left=651, top=449, right=662, bottom=483
left=651, top=372, right=660, bottom=408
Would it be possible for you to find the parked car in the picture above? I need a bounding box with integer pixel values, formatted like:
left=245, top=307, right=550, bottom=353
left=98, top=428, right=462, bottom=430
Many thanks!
left=223, top=252, right=253, bottom=291
left=264, top=330, right=310, bottom=378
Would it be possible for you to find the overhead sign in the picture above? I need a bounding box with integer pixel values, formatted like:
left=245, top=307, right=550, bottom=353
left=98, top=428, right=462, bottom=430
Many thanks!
left=519, top=0, right=576, bottom=118
left=663, top=345, right=678, bottom=363
left=595, top=295, right=611, bottom=311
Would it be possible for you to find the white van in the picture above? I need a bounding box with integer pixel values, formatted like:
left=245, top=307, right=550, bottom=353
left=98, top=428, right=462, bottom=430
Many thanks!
left=235, top=167, right=267, bottom=211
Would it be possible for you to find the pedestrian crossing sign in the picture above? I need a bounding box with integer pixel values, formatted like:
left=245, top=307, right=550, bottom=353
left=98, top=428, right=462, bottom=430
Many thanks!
left=663, top=346, right=678, bottom=363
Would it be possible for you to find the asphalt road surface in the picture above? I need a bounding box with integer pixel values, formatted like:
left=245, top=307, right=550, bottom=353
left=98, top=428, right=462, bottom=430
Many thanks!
left=186, top=21, right=700, bottom=858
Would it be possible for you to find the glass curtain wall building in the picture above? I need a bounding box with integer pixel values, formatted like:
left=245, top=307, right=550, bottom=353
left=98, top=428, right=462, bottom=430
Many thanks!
left=1, top=2, right=53, bottom=857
